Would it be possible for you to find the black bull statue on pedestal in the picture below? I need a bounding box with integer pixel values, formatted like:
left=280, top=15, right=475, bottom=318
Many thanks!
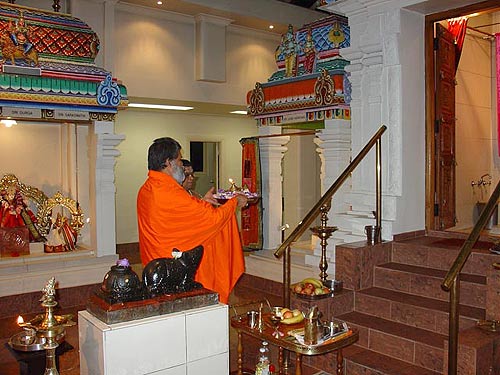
left=98, top=246, right=204, bottom=304
left=142, top=246, right=204, bottom=297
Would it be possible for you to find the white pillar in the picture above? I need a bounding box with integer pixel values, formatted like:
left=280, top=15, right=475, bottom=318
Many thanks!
left=305, top=119, right=352, bottom=276
left=316, top=119, right=352, bottom=214
left=258, top=126, right=290, bottom=250
left=90, top=121, right=125, bottom=257
left=195, top=14, right=232, bottom=82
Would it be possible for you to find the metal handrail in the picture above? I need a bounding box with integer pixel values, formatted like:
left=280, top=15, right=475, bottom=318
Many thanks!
left=441, top=179, right=500, bottom=375
left=274, top=125, right=387, bottom=308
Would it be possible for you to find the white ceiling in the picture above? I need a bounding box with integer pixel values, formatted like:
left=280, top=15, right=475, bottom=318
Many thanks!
left=119, top=0, right=327, bottom=35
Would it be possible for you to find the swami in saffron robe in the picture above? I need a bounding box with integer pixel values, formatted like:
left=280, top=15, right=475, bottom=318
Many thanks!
left=137, top=170, right=245, bottom=303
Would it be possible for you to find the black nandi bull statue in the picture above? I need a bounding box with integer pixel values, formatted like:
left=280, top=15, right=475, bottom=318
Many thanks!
left=142, top=245, right=204, bottom=298
left=99, top=245, right=204, bottom=303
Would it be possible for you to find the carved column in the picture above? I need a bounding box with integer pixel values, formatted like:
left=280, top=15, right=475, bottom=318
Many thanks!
left=323, top=1, right=406, bottom=240
left=305, top=119, right=351, bottom=273
left=90, top=121, right=125, bottom=257
left=258, top=127, right=290, bottom=249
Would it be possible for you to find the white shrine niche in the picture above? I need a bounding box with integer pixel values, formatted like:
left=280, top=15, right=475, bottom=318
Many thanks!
left=0, top=120, right=124, bottom=297
left=0, top=2, right=128, bottom=297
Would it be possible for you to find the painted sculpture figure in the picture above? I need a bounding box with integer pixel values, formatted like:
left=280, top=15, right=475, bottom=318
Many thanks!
left=302, top=28, right=317, bottom=74
left=1, top=13, right=38, bottom=66
left=0, top=185, right=43, bottom=242
left=278, top=24, right=298, bottom=77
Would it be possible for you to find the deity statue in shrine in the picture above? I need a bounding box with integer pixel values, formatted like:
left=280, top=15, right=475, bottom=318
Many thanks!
left=0, top=186, right=43, bottom=242
left=276, top=24, right=298, bottom=78
left=44, top=212, right=77, bottom=253
left=302, top=28, right=316, bottom=74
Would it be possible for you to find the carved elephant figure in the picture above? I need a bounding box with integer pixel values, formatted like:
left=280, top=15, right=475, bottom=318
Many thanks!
left=142, top=245, right=204, bottom=298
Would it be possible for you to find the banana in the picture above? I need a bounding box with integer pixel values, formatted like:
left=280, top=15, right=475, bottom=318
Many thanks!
left=281, top=310, right=304, bottom=325
left=301, top=278, right=323, bottom=288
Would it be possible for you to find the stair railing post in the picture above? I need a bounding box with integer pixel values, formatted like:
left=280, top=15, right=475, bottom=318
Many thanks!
left=448, top=277, right=460, bottom=375
left=282, top=244, right=292, bottom=372
left=376, top=137, right=382, bottom=241
left=283, top=245, right=291, bottom=309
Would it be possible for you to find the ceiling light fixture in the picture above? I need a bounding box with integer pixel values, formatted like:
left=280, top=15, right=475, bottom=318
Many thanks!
left=1, top=119, right=17, bottom=127
left=230, top=110, right=248, bottom=115
left=157, top=1, right=163, bottom=4
left=128, top=103, right=194, bottom=111
left=269, top=25, right=274, bottom=29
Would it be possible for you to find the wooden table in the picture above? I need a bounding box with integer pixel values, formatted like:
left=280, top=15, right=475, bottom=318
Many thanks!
left=231, top=313, right=358, bottom=375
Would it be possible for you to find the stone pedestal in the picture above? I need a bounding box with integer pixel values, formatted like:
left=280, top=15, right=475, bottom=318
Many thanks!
left=86, top=287, right=219, bottom=324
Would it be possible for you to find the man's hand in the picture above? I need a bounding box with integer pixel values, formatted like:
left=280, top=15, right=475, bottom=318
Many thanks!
left=202, top=187, right=220, bottom=205
left=235, top=192, right=248, bottom=208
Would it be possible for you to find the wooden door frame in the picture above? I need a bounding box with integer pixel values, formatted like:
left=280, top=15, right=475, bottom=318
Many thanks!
left=424, top=0, right=500, bottom=230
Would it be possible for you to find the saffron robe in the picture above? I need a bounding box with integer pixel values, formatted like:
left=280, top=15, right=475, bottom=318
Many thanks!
left=137, top=170, right=245, bottom=303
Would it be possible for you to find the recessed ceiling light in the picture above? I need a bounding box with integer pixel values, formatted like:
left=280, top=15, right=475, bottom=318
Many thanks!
left=269, top=25, right=274, bottom=29
left=230, top=110, right=247, bottom=115
left=157, top=1, right=163, bottom=4
left=128, top=103, right=194, bottom=111
left=1, top=119, right=17, bottom=127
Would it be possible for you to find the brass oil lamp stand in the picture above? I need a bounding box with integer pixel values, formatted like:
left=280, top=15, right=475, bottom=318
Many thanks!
left=310, top=202, right=338, bottom=283
left=9, top=277, right=75, bottom=375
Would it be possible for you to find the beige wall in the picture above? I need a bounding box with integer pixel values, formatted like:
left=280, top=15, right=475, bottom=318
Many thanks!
left=0, top=123, right=63, bottom=194
left=454, top=14, right=497, bottom=228
left=114, top=109, right=257, bottom=244
left=114, top=5, right=279, bottom=104
left=282, top=133, right=321, bottom=240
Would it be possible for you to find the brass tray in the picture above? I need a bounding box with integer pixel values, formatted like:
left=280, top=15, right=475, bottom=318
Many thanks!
left=291, top=283, right=333, bottom=300
left=292, top=291, right=334, bottom=300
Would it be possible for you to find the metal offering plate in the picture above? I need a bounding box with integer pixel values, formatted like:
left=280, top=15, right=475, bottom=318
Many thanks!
left=213, top=191, right=260, bottom=205
left=9, top=331, right=65, bottom=352
left=291, top=282, right=333, bottom=300
left=292, top=290, right=334, bottom=300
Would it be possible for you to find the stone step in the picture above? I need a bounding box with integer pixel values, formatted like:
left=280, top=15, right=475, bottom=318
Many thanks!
left=337, top=311, right=447, bottom=373
left=343, top=345, right=441, bottom=375
left=356, top=287, right=484, bottom=335
left=374, top=262, right=487, bottom=308
left=392, top=236, right=498, bottom=276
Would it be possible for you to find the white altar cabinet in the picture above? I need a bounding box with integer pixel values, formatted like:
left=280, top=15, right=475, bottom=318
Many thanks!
left=78, top=304, right=228, bottom=375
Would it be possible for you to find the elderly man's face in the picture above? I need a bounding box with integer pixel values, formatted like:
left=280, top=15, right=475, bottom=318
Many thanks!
left=182, top=166, right=195, bottom=190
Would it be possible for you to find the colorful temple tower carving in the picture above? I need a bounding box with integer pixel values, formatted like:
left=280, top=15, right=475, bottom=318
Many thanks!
left=0, top=3, right=127, bottom=120
left=247, top=14, right=350, bottom=128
